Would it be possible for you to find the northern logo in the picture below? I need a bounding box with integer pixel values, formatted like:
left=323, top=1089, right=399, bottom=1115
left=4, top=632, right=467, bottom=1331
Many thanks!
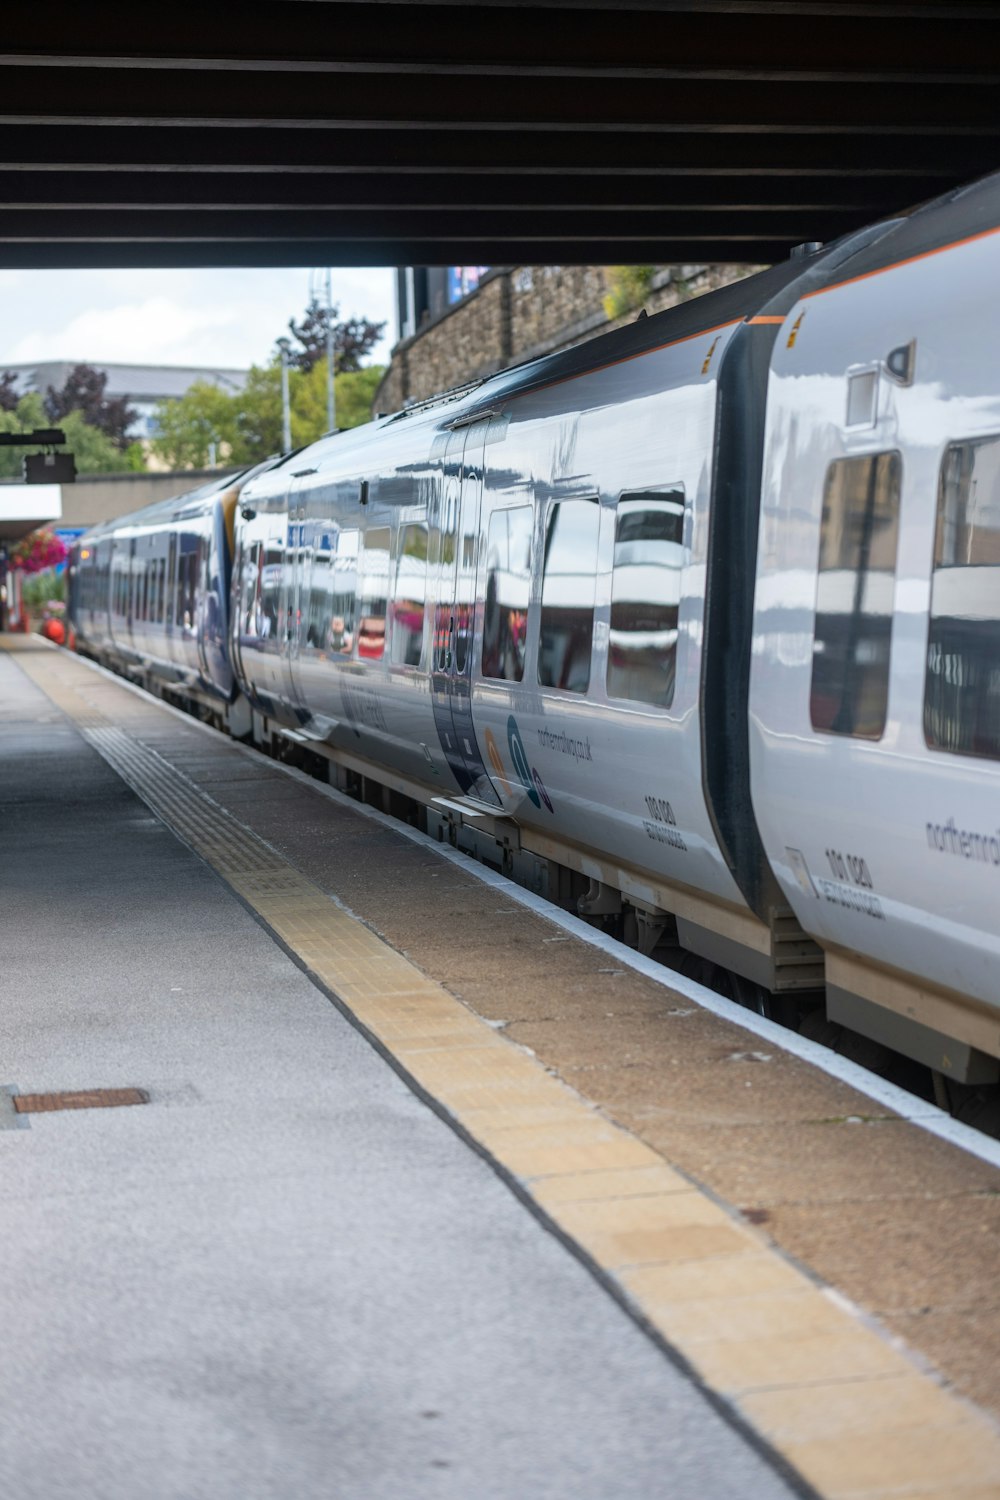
left=483, top=718, right=554, bottom=813
left=506, top=715, right=553, bottom=813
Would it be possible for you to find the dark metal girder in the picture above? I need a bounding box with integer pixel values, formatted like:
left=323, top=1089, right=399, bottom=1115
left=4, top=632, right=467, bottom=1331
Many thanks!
left=0, top=5, right=995, bottom=270
left=0, top=125, right=988, bottom=178
left=0, top=66, right=998, bottom=132
left=0, top=208, right=876, bottom=240
left=0, top=170, right=944, bottom=212
left=0, top=239, right=803, bottom=270
left=1, top=2, right=998, bottom=78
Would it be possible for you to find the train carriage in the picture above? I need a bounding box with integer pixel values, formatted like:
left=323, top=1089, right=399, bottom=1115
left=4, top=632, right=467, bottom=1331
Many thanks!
left=750, top=176, right=1000, bottom=1086
left=70, top=464, right=277, bottom=716
left=230, top=239, right=886, bottom=995
left=68, top=169, right=1000, bottom=1107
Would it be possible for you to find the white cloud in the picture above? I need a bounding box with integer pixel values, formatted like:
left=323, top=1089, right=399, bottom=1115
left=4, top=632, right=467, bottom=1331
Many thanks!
left=9, top=296, right=234, bottom=365
left=0, top=266, right=397, bottom=371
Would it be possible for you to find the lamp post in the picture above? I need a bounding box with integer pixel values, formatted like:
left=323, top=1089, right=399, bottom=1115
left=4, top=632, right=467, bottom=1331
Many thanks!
left=277, top=337, right=292, bottom=453
left=325, top=266, right=336, bottom=433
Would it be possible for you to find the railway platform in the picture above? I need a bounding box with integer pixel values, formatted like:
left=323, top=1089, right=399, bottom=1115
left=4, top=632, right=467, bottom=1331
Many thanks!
left=3, top=634, right=1000, bottom=1500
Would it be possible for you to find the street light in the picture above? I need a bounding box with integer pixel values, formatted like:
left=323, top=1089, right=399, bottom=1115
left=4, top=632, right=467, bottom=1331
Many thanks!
left=325, top=266, right=336, bottom=434
left=276, top=337, right=292, bottom=453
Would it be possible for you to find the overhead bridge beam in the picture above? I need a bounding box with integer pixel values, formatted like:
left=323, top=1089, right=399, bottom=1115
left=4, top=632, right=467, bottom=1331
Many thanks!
left=1, top=68, right=999, bottom=134
left=0, top=127, right=988, bottom=180
left=0, top=2, right=994, bottom=268
left=0, top=173, right=939, bottom=213
left=0, top=208, right=880, bottom=242
left=0, top=240, right=805, bottom=271
left=0, top=1, right=998, bottom=79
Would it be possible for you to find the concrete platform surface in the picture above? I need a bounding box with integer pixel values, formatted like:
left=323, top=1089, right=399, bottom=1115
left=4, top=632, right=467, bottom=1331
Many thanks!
left=5, top=636, right=1000, bottom=1500
left=1, top=645, right=804, bottom=1499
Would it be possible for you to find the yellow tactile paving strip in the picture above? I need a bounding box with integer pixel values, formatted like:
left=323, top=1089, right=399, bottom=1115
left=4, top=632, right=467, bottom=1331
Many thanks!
left=11, top=638, right=1000, bottom=1500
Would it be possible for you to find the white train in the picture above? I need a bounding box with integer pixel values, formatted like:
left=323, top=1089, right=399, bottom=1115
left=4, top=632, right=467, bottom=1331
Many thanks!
left=70, top=173, right=1000, bottom=1107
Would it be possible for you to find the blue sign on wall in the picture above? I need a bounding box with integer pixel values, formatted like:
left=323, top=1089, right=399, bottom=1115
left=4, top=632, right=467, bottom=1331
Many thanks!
left=447, top=267, right=490, bottom=304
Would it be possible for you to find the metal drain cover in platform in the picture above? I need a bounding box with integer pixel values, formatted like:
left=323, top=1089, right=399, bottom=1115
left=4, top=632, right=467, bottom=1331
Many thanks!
left=13, top=1088, right=149, bottom=1114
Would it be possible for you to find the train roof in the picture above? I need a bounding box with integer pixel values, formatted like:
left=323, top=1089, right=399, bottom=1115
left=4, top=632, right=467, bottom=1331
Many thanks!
left=395, top=219, right=910, bottom=428
left=379, top=173, right=1000, bottom=433
left=794, top=167, right=1000, bottom=298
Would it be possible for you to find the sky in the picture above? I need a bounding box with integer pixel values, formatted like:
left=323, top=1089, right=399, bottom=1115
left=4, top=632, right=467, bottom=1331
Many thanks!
left=0, top=266, right=398, bottom=372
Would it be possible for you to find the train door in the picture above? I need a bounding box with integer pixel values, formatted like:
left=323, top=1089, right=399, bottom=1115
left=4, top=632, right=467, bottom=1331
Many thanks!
left=105, top=538, right=122, bottom=651
left=126, top=534, right=137, bottom=652
left=284, top=473, right=315, bottom=723
left=430, top=423, right=501, bottom=805
left=165, top=531, right=178, bottom=665
left=195, top=533, right=212, bottom=686
left=231, top=501, right=284, bottom=712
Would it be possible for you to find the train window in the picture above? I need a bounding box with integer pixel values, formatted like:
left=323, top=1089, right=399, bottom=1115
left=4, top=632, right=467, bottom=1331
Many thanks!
left=241, top=542, right=262, bottom=637
left=259, top=546, right=282, bottom=639
left=304, top=539, right=330, bottom=650
left=607, top=489, right=685, bottom=708
left=391, top=524, right=428, bottom=667
left=186, top=549, right=199, bottom=629
left=149, top=556, right=160, bottom=624
left=925, top=436, right=1000, bottom=760
left=810, top=452, right=901, bottom=739
left=482, top=506, right=532, bottom=682
left=176, top=542, right=198, bottom=629
left=538, top=499, right=600, bottom=693
left=330, top=529, right=359, bottom=655
left=358, top=526, right=390, bottom=661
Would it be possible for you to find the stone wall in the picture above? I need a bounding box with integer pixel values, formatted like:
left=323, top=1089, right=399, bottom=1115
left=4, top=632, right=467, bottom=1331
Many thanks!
left=373, top=263, right=759, bottom=416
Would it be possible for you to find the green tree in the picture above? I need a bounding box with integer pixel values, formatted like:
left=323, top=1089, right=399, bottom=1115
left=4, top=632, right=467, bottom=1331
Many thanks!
left=336, top=366, right=385, bottom=430
left=230, top=362, right=285, bottom=462
left=602, top=265, right=655, bottom=321
left=0, top=370, right=19, bottom=412
left=285, top=298, right=385, bottom=373
left=150, top=380, right=237, bottom=469
left=293, top=360, right=385, bottom=444
left=0, top=391, right=131, bottom=478
left=151, top=359, right=386, bottom=469
left=44, top=363, right=136, bottom=451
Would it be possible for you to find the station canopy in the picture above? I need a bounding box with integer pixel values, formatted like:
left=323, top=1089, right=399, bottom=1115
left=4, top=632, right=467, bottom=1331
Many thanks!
left=1, top=0, right=999, bottom=268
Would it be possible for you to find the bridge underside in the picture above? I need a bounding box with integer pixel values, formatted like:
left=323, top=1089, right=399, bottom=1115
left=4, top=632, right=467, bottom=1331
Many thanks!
left=2, top=1, right=999, bottom=267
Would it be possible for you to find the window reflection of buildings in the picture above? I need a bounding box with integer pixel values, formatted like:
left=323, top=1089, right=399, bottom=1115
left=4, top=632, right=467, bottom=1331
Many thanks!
left=926, top=436, right=1000, bottom=759
left=392, top=524, right=428, bottom=667
left=358, top=526, right=390, bottom=660
left=608, top=491, right=684, bottom=709
left=810, top=453, right=901, bottom=740
left=538, top=500, right=600, bottom=694
left=330, top=529, right=360, bottom=655
left=482, top=506, right=532, bottom=682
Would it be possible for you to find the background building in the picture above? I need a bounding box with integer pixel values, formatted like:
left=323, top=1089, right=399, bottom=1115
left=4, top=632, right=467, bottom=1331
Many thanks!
left=395, top=266, right=491, bottom=340
left=3, top=362, right=248, bottom=441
